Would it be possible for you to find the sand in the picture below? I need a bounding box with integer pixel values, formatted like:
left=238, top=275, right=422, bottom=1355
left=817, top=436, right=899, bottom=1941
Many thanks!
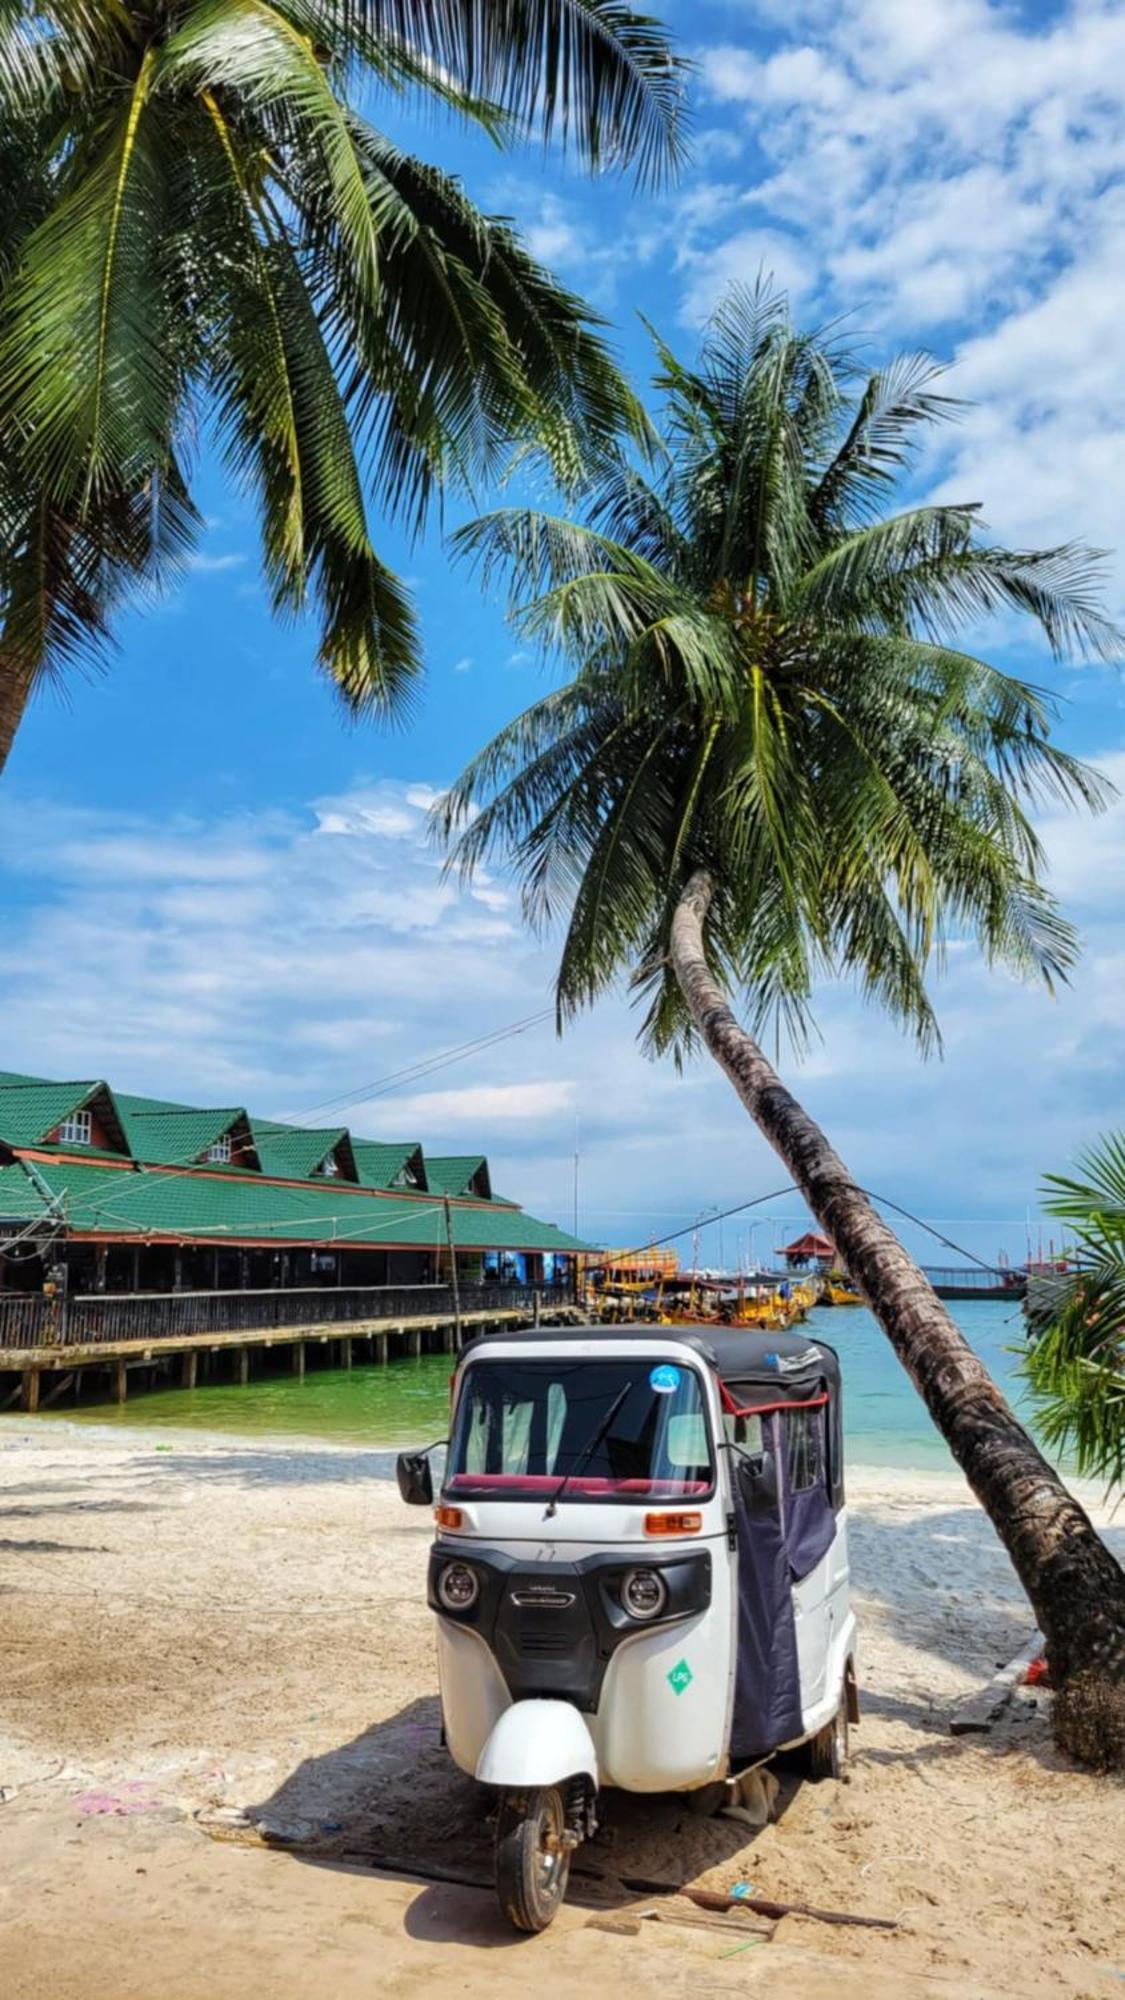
left=1, top=1417, right=1123, bottom=1999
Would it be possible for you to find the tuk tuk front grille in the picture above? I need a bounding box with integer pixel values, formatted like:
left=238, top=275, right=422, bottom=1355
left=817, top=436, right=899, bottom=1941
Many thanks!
left=517, top=1630, right=572, bottom=1657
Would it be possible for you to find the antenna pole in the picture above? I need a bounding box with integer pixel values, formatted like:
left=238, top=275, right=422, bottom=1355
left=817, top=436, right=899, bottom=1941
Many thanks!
left=443, top=1196, right=462, bottom=1347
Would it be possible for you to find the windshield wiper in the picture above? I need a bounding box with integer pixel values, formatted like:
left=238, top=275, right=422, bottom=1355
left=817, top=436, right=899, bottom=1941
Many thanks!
left=544, top=1383, right=633, bottom=1517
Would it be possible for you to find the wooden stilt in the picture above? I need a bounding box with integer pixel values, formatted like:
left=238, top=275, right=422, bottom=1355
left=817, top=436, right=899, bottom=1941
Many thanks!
left=293, top=1341, right=305, bottom=1378
left=443, top=1324, right=455, bottom=1354
left=20, top=1368, right=40, bottom=1414
left=408, top=1328, right=422, bottom=1357
left=114, top=1359, right=127, bottom=1405
left=182, top=1351, right=198, bottom=1390
left=39, top=1372, right=75, bottom=1410
left=376, top=1333, right=388, bottom=1365
left=340, top=1337, right=352, bottom=1370
left=238, top=1347, right=250, bottom=1386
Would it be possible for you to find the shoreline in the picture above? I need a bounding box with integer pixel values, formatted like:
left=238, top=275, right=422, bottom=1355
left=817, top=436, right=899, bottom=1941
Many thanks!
left=0, top=1410, right=1114, bottom=1516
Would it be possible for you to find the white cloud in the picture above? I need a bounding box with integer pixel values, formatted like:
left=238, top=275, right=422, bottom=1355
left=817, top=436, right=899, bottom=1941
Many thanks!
left=452, top=656, right=473, bottom=675
left=3, top=758, right=1125, bottom=1262
left=386, top=1081, right=575, bottom=1127
left=677, top=225, right=814, bottom=325
left=185, top=552, right=247, bottom=574
left=524, top=195, right=589, bottom=268
left=677, top=0, right=1125, bottom=611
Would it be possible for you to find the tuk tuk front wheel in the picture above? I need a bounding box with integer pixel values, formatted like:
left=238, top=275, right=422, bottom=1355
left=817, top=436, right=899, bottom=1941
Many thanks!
left=495, top=1785, right=571, bottom=1933
left=805, top=1688, right=849, bottom=1780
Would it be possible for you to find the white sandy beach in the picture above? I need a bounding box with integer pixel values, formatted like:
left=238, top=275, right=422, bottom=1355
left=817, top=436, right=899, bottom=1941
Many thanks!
left=1, top=1417, right=1123, bottom=1999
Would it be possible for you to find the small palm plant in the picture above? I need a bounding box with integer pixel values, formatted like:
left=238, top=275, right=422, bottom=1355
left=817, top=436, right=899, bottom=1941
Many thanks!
left=439, top=284, right=1125, bottom=1711
left=0, top=0, right=685, bottom=769
left=1025, top=1139, right=1125, bottom=1491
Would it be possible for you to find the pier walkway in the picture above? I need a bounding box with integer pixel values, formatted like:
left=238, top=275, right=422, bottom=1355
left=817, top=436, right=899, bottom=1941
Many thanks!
left=0, top=1282, right=582, bottom=1412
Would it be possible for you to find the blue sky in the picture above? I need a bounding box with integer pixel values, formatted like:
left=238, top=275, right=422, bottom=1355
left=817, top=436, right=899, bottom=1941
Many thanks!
left=3, top=0, right=1124, bottom=1270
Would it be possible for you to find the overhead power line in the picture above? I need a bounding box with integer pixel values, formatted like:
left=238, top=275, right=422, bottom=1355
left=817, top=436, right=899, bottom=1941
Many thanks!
left=274, top=1008, right=556, bottom=1123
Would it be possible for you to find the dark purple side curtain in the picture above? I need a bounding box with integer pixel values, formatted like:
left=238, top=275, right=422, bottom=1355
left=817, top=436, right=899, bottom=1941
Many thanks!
left=729, top=1412, right=804, bottom=1761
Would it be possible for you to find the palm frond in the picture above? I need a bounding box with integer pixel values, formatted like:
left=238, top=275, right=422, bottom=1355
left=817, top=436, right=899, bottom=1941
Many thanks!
left=1024, top=1142, right=1125, bottom=1484
left=0, top=49, right=187, bottom=501
left=322, top=0, right=688, bottom=185
left=439, top=285, right=1119, bottom=1057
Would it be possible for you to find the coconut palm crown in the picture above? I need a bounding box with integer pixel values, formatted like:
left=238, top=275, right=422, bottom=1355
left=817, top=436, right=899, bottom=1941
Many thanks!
left=1025, top=1138, right=1125, bottom=1489
left=0, top=0, right=686, bottom=764
left=440, top=285, right=1119, bottom=1052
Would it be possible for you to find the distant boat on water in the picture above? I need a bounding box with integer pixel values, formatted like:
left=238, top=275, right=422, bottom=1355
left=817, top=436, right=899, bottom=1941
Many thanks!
left=924, top=1266, right=1028, bottom=1302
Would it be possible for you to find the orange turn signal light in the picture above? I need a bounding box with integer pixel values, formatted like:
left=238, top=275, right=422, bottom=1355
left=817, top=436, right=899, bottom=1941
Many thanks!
left=435, top=1504, right=464, bottom=1530
left=644, top=1510, right=702, bottom=1537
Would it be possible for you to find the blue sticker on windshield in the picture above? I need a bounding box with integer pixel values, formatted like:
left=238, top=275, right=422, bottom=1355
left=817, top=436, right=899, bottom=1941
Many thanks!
left=650, top=1364, right=681, bottom=1394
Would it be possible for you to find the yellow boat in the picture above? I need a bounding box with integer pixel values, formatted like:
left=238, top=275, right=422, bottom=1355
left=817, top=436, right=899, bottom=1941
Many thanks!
left=825, top=1278, right=864, bottom=1307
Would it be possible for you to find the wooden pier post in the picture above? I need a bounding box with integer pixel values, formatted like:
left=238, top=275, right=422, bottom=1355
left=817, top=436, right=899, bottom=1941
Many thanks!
left=238, top=1347, right=250, bottom=1386
left=340, top=1337, right=352, bottom=1370
left=114, top=1359, right=127, bottom=1404
left=292, top=1341, right=305, bottom=1378
left=20, top=1369, right=40, bottom=1414
left=39, top=1372, right=76, bottom=1411
left=376, top=1332, right=388, bottom=1365
left=408, top=1328, right=422, bottom=1358
left=182, top=1351, right=198, bottom=1390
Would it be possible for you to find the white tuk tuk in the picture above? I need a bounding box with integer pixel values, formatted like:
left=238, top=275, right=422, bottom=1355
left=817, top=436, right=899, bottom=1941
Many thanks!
left=397, top=1323, right=858, bottom=1931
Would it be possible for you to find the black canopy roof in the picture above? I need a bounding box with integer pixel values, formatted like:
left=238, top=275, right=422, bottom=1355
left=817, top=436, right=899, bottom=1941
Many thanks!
left=461, top=1322, right=841, bottom=1401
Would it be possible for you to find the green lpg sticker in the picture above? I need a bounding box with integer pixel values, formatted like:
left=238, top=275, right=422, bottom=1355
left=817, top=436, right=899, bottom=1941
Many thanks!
left=667, top=1658, right=694, bottom=1697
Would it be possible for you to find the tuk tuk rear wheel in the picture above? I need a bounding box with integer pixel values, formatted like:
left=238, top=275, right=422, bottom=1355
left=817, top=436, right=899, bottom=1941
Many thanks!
left=805, top=1688, right=849, bottom=1780
left=495, top=1785, right=571, bottom=1933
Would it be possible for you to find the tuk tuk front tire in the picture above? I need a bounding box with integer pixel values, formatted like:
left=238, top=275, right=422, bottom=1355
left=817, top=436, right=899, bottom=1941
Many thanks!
left=805, top=1688, right=849, bottom=1781
left=495, top=1785, right=571, bottom=1933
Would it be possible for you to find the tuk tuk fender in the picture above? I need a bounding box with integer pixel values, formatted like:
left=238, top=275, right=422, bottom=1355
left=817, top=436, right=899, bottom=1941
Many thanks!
left=475, top=1699, right=598, bottom=1791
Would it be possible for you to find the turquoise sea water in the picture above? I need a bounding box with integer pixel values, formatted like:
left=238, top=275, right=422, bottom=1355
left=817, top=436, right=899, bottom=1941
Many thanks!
left=51, top=1299, right=1036, bottom=1473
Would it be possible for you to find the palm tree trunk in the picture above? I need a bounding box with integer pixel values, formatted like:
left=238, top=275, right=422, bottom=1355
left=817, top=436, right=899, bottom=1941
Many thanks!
left=670, top=868, right=1125, bottom=1692
left=0, top=646, right=36, bottom=776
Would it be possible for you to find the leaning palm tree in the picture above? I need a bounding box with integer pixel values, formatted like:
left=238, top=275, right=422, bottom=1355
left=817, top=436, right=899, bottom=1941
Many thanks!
left=438, top=285, right=1125, bottom=1715
left=0, top=0, right=685, bottom=771
left=1025, top=1139, right=1125, bottom=1492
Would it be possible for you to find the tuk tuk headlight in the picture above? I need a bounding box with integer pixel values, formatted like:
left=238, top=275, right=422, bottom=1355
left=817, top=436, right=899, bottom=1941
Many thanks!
left=621, top=1567, right=668, bottom=1621
left=437, top=1561, right=480, bottom=1613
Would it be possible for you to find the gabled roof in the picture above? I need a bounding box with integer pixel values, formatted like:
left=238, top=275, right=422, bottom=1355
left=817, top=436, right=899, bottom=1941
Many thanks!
left=350, top=1140, right=427, bottom=1191
left=250, top=1119, right=358, bottom=1183
left=426, top=1155, right=492, bottom=1200
left=0, top=1076, right=130, bottom=1156
left=0, top=1154, right=594, bottom=1254
left=778, top=1231, right=835, bottom=1257
left=116, top=1093, right=259, bottom=1170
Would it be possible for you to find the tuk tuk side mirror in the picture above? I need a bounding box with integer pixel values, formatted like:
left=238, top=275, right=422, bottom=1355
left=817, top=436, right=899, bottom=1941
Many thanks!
left=396, top=1451, right=434, bottom=1507
left=736, top=1448, right=778, bottom=1515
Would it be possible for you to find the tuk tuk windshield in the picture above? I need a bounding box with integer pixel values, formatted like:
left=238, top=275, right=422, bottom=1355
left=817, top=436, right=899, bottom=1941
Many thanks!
left=445, top=1357, right=714, bottom=1501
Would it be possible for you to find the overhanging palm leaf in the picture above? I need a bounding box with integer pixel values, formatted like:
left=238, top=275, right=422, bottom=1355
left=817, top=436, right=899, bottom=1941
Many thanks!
left=1025, top=1138, right=1125, bottom=1488
left=0, top=0, right=685, bottom=768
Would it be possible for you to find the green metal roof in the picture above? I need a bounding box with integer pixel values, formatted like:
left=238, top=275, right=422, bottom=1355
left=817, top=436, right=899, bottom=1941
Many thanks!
left=0, top=1160, right=51, bottom=1223
left=350, top=1139, right=426, bottom=1190
left=426, top=1155, right=491, bottom=1198
left=116, top=1093, right=253, bottom=1169
left=0, top=1068, right=591, bottom=1252
left=250, top=1119, right=356, bottom=1182
left=0, top=1156, right=591, bottom=1253
left=0, top=1077, right=130, bottom=1154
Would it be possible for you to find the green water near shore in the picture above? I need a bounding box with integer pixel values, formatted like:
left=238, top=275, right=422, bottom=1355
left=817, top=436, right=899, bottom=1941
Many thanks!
left=50, top=1299, right=1036, bottom=1472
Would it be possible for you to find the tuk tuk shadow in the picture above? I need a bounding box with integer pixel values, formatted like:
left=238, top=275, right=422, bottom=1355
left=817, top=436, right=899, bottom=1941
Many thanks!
left=245, top=1696, right=801, bottom=1941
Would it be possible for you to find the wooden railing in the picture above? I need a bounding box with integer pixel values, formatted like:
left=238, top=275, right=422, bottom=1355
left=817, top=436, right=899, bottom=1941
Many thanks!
left=0, top=1281, right=564, bottom=1350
